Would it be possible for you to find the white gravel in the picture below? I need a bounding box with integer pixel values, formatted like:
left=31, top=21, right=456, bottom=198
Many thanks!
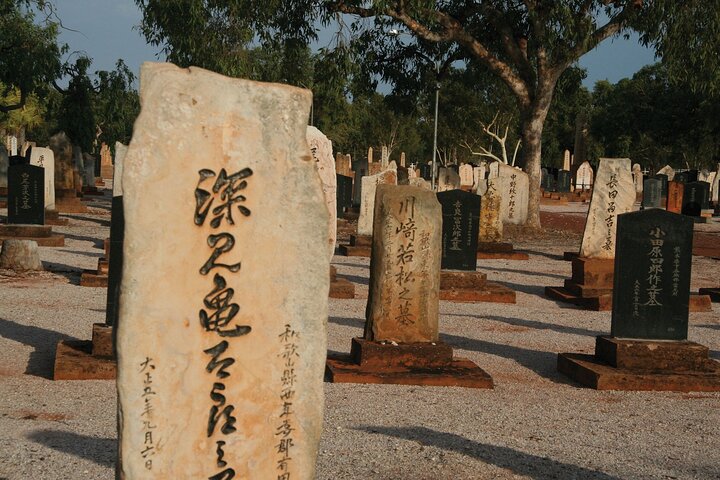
left=1, top=193, right=718, bottom=479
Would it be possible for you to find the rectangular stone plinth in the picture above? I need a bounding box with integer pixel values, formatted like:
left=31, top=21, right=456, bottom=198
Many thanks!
left=351, top=338, right=453, bottom=370
left=55, top=197, right=88, bottom=213
left=557, top=352, right=720, bottom=392
left=440, top=270, right=487, bottom=290
left=477, top=242, right=514, bottom=253
left=563, top=279, right=613, bottom=298
left=0, top=233, right=65, bottom=247
left=439, top=281, right=516, bottom=304
left=595, top=336, right=713, bottom=372
left=570, top=257, right=614, bottom=287
left=97, top=259, right=109, bottom=275
left=339, top=244, right=371, bottom=257
left=546, top=287, right=710, bottom=313
left=329, top=278, right=355, bottom=299
left=92, top=323, right=114, bottom=357
left=699, top=288, right=720, bottom=302
left=0, top=224, right=52, bottom=237
left=326, top=351, right=493, bottom=389
left=53, top=340, right=116, bottom=380
left=476, top=251, right=529, bottom=260
left=350, top=234, right=372, bottom=247
left=80, top=271, right=108, bottom=287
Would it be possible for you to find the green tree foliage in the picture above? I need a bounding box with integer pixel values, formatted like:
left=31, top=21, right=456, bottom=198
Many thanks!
left=55, top=57, right=96, bottom=152
left=0, top=0, right=64, bottom=112
left=590, top=63, right=719, bottom=172
left=93, top=60, right=140, bottom=149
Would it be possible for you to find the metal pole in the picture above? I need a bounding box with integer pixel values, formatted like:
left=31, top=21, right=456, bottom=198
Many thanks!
left=431, top=62, right=440, bottom=191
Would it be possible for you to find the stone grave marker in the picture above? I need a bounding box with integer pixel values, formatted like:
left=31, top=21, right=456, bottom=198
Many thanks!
left=307, top=125, right=337, bottom=258
left=381, top=145, right=389, bottom=168
left=557, top=170, right=571, bottom=192
left=400, top=152, right=406, bottom=167
left=105, top=142, right=127, bottom=327
left=579, top=158, right=634, bottom=259
left=366, top=184, right=440, bottom=343
left=0, top=145, right=8, bottom=190
left=8, top=164, right=44, bottom=225
left=498, top=169, right=529, bottom=225
left=419, top=163, right=433, bottom=181
left=666, top=181, right=684, bottom=214
left=681, top=181, right=710, bottom=217
left=563, top=149, right=571, bottom=171
left=437, top=166, right=461, bottom=192
left=708, top=171, right=717, bottom=202
left=8, top=135, right=17, bottom=156
left=116, top=63, right=327, bottom=479
left=352, top=158, right=368, bottom=206
left=459, top=164, right=474, bottom=187
left=712, top=165, right=720, bottom=203
left=632, top=163, right=643, bottom=193
left=357, top=163, right=398, bottom=236
left=654, top=173, right=669, bottom=199
left=642, top=178, right=663, bottom=209
left=478, top=179, right=503, bottom=243
left=29, top=147, right=55, bottom=211
left=437, top=189, right=479, bottom=271
left=50, top=132, right=75, bottom=193
left=576, top=161, right=593, bottom=190
left=83, top=153, right=96, bottom=187
left=611, top=209, right=693, bottom=340
left=541, top=167, right=549, bottom=190
left=656, top=165, right=675, bottom=181
left=336, top=174, right=353, bottom=217
left=674, top=171, right=689, bottom=184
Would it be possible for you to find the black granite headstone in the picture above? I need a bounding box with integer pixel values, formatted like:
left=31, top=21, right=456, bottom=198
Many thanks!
left=8, top=164, right=44, bottom=225
left=105, top=195, right=124, bottom=327
left=654, top=174, right=668, bottom=199
left=437, top=189, right=480, bottom=271
left=419, top=163, right=433, bottom=181
left=9, top=155, right=28, bottom=166
left=611, top=209, right=693, bottom=340
left=642, top=178, right=663, bottom=209
left=674, top=171, right=689, bottom=184
left=557, top=170, right=571, bottom=192
left=681, top=181, right=710, bottom=217
left=686, top=169, right=698, bottom=183
left=336, top=174, right=353, bottom=217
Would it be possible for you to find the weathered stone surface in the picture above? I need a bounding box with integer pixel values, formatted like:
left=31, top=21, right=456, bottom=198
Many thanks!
left=0, top=239, right=43, bottom=271
left=497, top=168, right=529, bottom=225
left=409, top=177, right=430, bottom=189
left=437, top=167, right=460, bottom=192
left=709, top=169, right=718, bottom=202
left=357, top=163, right=397, bottom=236
left=666, top=181, right=684, bottom=213
left=632, top=163, right=643, bottom=192
left=656, top=164, right=675, bottom=181
left=365, top=184, right=441, bottom=343
left=307, top=126, right=337, bottom=258
left=116, top=63, right=327, bottom=480
left=579, top=158, right=634, bottom=259
left=49, top=132, right=75, bottom=191
left=478, top=179, right=503, bottom=243
left=29, top=147, right=55, bottom=211
left=575, top=161, right=594, bottom=190
left=459, top=164, right=474, bottom=186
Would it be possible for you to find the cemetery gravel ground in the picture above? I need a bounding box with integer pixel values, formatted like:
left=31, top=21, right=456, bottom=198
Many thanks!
left=0, top=196, right=719, bottom=479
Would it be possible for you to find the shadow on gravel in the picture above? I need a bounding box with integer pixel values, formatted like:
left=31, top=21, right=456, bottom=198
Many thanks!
left=27, top=430, right=115, bottom=467
left=517, top=249, right=568, bottom=262
left=63, top=250, right=103, bottom=258
left=697, top=324, right=720, bottom=331
left=42, top=262, right=82, bottom=285
left=482, top=265, right=566, bottom=280
left=62, top=233, right=105, bottom=248
left=0, top=318, right=79, bottom=379
left=357, top=426, right=621, bottom=480
left=328, top=317, right=364, bottom=329
left=445, top=314, right=603, bottom=338
left=440, top=332, right=569, bottom=384
left=341, top=274, right=369, bottom=286
left=60, top=214, right=111, bottom=227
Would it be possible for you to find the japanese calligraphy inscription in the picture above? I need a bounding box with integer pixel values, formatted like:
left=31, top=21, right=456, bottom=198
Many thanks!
left=365, top=184, right=441, bottom=343
left=117, top=63, right=327, bottom=480
left=8, top=163, right=44, bottom=225
left=437, top=189, right=479, bottom=271
left=611, top=209, right=693, bottom=340
left=579, top=158, right=635, bottom=259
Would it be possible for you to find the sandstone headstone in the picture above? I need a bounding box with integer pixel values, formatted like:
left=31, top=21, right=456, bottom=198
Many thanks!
left=116, top=63, right=327, bottom=479
left=667, top=181, right=684, bottom=214
left=409, top=177, right=431, bottom=189
left=632, top=163, right=643, bottom=193
left=579, top=158, right=634, bottom=259
left=0, top=239, right=42, bottom=271
left=29, top=147, right=55, bottom=211
left=563, top=150, right=571, bottom=171
left=400, top=152, right=406, bottom=168
left=8, top=135, right=17, bottom=156
left=576, top=161, right=593, bottom=190
left=459, top=164, right=474, bottom=187
left=307, top=126, right=337, bottom=258
left=478, top=179, right=503, bottom=243
left=83, top=153, right=96, bottom=186
left=105, top=142, right=127, bottom=327
left=365, top=184, right=441, bottom=343
left=368, top=146, right=373, bottom=164
left=712, top=165, right=720, bottom=203
left=357, top=163, right=398, bottom=236
left=707, top=171, right=717, bottom=202
left=381, top=145, right=389, bottom=168
left=100, top=143, right=114, bottom=180
left=498, top=169, right=529, bottom=225
left=437, top=166, right=460, bottom=192
left=49, top=132, right=75, bottom=191
left=656, top=165, right=675, bottom=181
left=335, top=153, right=352, bottom=177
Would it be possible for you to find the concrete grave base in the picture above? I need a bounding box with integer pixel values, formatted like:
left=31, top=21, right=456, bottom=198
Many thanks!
left=439, top=270, right=516, bottom=303
left=329, top=265, right=354, bottom=299
left=55, top=190, right=88, bottom=213
left=339, top=234, right=372, bottom=257
left=80, top=270, right=108, bottom=287
left=699, top=288, right=720, bottom=302
left=0, top=224, right=65, bottom=247
left=546, top=287, right=711, bottom=312
left=44, top=209, right=69, bottom=226
left=476, top=242, right=529, bottom=260
left=53, top=324, right=115, bottom=380
left=546, top=257, right=613, bottom=310
left=326, top=338, right=493, bottom=389
left=558, top=336, right=720, bottom=392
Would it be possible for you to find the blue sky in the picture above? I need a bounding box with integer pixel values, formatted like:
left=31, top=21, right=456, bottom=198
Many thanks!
left=54, top=0, right=657, bottom=91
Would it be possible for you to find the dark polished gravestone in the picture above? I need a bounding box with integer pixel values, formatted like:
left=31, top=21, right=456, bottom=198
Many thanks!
left=336, top=173, right=353, bottom=217
left=105, top=195, right=124, bottom=327
left=558, top=208, right=720, bottom=392
left=642, top=178, right=663, bottom=209
left=8, top=163, right=44, bottom=225
left=557, top=170, right=572, bottom=193
left=419, top=163, right=433, bottom=182
left=681, top=181, right=710, bottom=217
left=654, top=173, right=668, bottom=199
left=611, top=209, right=693, bottom=340
left=8, top=154, right=29, bottom=167
left=437, top=189, right=479, bottom=270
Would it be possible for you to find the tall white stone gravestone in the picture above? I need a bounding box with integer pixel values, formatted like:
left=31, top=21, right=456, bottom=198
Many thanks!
left=29, top=147, right=55, bottom=211
left=656, top=165, right=675, bottom=181
left=632, top=163, right=643, bottom=193
left=307, top=125, right=337, bottom=258
left=579, top=158, right=635, bottom=259
left=711, top=164, right=720, bottom=203
left=9, top=135, right=17, bottom=156
left=459, top=164, right=474, bottom=187
left=575, top=161, right=593, bottom=190
left=357, top=162, right=398, bottom=236
left=116, top=63, right=328, bottom=480
left=563, top=150, right=571, bottom=171
left=381, top=145, right=389, bottom=168
left=497, top=168, right=529, bottom=225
